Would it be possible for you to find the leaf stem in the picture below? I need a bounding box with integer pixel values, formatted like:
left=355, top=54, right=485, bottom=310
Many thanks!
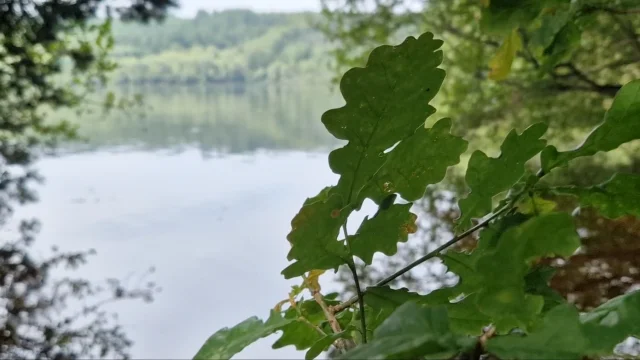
left=343, top=224, right=368, bottom=344
left=333, top=205, right=510, bottom=313
left=312, top=291, right=353, bottom=352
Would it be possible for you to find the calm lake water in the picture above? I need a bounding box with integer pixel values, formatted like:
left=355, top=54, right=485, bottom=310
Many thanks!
left=12, top=83, right=381, bottom=358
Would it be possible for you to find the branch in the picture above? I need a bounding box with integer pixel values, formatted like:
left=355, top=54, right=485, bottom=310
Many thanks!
left=312, top=291, right=354, bottom=351
left=518, top=28, right=540, bottom=69
left=552, top=63, right=622, bottom=97
left=343, top=224, right=367, bottom=343
left=333, top=205, right=511, bottom=313
left=612, top=13, right=640, bottom=55
left=583, top=6, right=640, bottom=15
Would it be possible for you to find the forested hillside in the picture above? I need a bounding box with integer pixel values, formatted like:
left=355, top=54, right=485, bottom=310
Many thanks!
left=109, top=10, right=332, bottom=85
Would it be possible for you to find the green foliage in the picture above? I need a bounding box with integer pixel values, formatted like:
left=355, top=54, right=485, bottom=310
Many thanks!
left=553, top=173, right=640, bottom=218
left=283, top=31, right=465, bottom=279
left=194, top=29, right=640, bottom=360
left=486, top=304, right=589, bottom=360
left=480, top=0, right=562, bottom=35
left=305, top=330, right=353, bottom=360
left=338, top=302, right=474, bottom=359
left=107, top=10, right=330, bottom=85
left=273, top=299, right=330, bottom=350
left=542, top=80, right=640, bottom=173
left=581, top=290, right=640, bottom=354
left=439, top=213, right=581, bottom=333
left=193, top=311, right=292, bottom=360
left=487, top=291, right=640, bottom=359
left=359, top=118, right=468, bottom=204
left=349, top=203, right=417, bottom=264
left=364, top=286, right=427, bottom=310
left=457, top=123, right=547, bottom=230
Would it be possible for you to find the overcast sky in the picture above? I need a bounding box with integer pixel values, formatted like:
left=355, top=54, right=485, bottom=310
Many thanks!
left=171, top=0, right=322, bottom=17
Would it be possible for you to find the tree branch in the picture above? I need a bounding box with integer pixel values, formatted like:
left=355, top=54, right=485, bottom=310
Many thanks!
left=343, top=224, right=367, bottom=343
left=583, top=6, right=640, bottom=15
left=552, top=63, right=622, bottom=97
left=333, top=205, right=511, bottom=313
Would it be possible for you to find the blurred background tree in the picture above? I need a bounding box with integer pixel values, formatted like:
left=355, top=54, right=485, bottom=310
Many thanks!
left=1, top=1, right=174, bottom=358
left=318, top=0, right=640, bottom=327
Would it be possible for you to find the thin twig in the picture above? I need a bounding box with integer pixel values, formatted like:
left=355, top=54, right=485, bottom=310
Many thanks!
left=312, top=291, right=353, bottom=351
left=343, top=224, right=367, bottom=344
left=299, top=316, right=328, bottom=336
left=583, top=6, right=640, bottom=15
left=333, top=205, right=511, bottom=313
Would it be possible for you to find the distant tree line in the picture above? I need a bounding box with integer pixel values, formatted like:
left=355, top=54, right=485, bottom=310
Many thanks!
left=108, top=10, right=333, bottom=85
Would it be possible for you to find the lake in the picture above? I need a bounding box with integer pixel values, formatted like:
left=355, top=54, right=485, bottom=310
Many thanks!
left=11, top=83, right=382, bottom=359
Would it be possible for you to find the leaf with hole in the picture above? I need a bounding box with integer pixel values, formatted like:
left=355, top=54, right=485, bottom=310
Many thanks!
left=349, top=203, right=417, bottom=264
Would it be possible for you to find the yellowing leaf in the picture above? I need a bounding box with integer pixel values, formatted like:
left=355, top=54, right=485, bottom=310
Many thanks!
left=305, top=270, right=326, bottom=292
left=488, top=29, right=522, bottom=81
left=517, top=196, right=558, bottom=215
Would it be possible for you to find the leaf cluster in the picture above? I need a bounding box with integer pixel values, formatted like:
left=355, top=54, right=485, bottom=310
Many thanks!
left=194, top=23, right=640, bottom=360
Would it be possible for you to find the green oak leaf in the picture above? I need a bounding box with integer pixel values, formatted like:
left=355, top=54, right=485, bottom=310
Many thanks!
left=363, top=286, right=453, bottom=339
left=272, top=320, right=325, bottom=351
left=540, top=19, right=581, bottom=70
left=447, top=294, right=492, bottom=336
left=553, top=173, right=640, bottom=219
left=282, top=187, right=349, bottom=279
left=193, top=310, right=292, bottom=360
left=475, top=213, right=580, bottom=286
left=541, top=80, right=640, bottom=173
left=475, top=287, right=544, bottom=332
left=457, top=122, right=548, bottom=230
left=305, top=328, right=354, bottom=360
left=486, top=304, right=589, bottom=360
left=529, top=5, right=572, bottom=51
left=366, top=286, right=491, bottom=336
left=524, top=265, right=566, bottom=312
left=581, top=290, right=640, bottom=355
left=364, top=305, right=395, bottom=341
left=359, top=118, right=468, bottom=204
left=273, top=299, right=331, bottom=351
left=323, top=32, right=445, bottom=205
left=440, top=250, right=481, bottom=294
left=442, top=213, right=579, bottom=332
left=349, top=203, right=417, bottom=264
left=284, top=32, right=460, bottom=278
left=474, top=213, right=578, bottom=329
left=339, top=303, right=473, bottom=360
left=480, top=0, right=567, bottom=35
left=365, top=286, right=429, bottom=310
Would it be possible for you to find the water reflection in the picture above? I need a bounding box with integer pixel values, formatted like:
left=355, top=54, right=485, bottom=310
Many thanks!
left=63, top=83, right=342, bottom=154
left=21, top=84, right=350, bottom=358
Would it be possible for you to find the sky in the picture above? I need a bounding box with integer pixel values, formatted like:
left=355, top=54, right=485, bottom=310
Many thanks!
left=171, top=0, right=322, bottom=17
